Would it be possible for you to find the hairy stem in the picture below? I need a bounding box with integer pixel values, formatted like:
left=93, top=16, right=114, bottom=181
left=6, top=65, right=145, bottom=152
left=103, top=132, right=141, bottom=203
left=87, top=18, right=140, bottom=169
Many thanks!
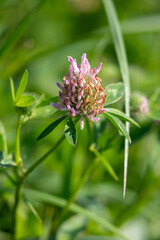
left=15, top=121, right=22, bottom=166
left=12, top=118, right=23, bottom=239
left=54, top=157, right=99, bottom=231
left=12, top=180, right=23, bottom=239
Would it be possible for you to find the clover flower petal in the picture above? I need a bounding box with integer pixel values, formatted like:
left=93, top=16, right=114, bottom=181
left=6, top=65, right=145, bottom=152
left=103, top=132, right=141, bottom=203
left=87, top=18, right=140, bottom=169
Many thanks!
left=51, top=53, right=107, bottom=129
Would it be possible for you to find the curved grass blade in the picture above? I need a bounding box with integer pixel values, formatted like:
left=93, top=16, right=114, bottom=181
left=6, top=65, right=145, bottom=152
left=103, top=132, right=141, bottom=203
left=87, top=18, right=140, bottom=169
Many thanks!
left=107, top=108, right=140, bottom=127
left=104, top=113, right=131, bottom=143
left=89, top=144, right=119, bottom=181
left=23, top=188, right=129, bottom=240
left=15, top=70, right=28, bottom=102
left=105, top=82, right=124, bottom=106
left=22, top=194, right=42, bottom=224
left=65, top=118, right=77, bottom=147
left=102, top=0, right=130, bottom=197
left=37, top=115, right=66, bottom=141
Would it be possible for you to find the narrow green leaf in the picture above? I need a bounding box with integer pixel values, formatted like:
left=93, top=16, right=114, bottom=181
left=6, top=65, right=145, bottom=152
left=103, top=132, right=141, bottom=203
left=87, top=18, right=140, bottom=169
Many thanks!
left=89, top=144, right=119, bottom=181
left=10, top=77, right=15, bottom=102
left=37, top=115, right=66, bottom=141
left=15, top=94, right=35, bottom=107
left=0, top=121, right=7, bottom=154
left=65, top=118, right=77, bottom=147
left=102, top=0, right=131, bottom=197
left=107, top=108, right=140, bottom=127
left=104, top=113, right=131, bottom=143
left=22, top=194, right=42, bottom=224
left=105, top=82, right=124, bottom=105
left=15, top=70, right=28, bottom=102
left=24, top=188, right=129, bottom=240
left=31, top=106, right=56, bottom=119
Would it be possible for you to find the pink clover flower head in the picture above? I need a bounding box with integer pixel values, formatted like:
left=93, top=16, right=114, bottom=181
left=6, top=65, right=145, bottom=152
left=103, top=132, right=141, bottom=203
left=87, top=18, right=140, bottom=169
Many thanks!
left=52, top=53, right=107, bottom=130
left=139, top=97, right=148, bottom=114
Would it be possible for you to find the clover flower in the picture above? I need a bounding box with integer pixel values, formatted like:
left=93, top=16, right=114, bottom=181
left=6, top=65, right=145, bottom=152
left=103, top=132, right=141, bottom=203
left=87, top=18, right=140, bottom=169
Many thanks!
left=51, top=53, right=107, bottom=130
left=139, top=97, right=148, bottom=114
left=131, top=92, right=149, bottom=116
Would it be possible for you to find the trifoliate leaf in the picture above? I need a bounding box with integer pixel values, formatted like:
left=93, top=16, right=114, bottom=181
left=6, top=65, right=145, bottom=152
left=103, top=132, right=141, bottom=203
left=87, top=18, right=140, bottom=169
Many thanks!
left=105, top=82, right=124, bottom=106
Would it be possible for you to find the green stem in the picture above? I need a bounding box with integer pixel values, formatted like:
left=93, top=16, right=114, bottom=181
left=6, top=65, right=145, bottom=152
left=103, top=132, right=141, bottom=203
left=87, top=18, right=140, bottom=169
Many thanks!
left=12, top=180, right=23, bottom=240
left=15, top=121, right=22, bottom=166
left=25, top=117, right=80, bottom=178
left=1, top=169, right=17, bottom=185
left=54, top=157, right=99, bottom=231
left=24, top=134, right=65, bottom=178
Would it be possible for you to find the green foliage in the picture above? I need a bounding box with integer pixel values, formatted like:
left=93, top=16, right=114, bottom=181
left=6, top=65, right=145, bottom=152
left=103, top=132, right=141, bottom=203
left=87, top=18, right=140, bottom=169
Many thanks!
left=24, top=188, right=129, bottom=240
left=148, top=88, right=160, bottom=121
left=0, top=0, right=160, bottom=240
left=0, top=121, right=7, bottom=154
left=15, top=70, right=28, bottom=103
left=65, top=118, right=77, bottom=147
left=15, top=94, right=35, bottom=107
left=0, top=152, right=16, bottom=168
left=22, top=194, right=42, bottom=224
left=102, top=0, right=131, bottom=197
left=31, top=105, right=56, bottom=119
left=77, top=236, right=119, bottom=240
left=104, top=113, right=131, bottom=143
left=105, top=82, right=124, bottom=105
left=107, top=108, right=140, bottom=127
left=10, top=77, right=15, bottom=102
left=37, top=116, right=66, bottom=140
left=56, top=215, right=87, bottom=240
left=89, top=144, right=119, bottom=181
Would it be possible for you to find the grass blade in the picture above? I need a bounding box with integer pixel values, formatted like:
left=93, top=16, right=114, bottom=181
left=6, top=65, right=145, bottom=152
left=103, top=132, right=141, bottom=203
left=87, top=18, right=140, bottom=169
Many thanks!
left=102, top=0, right=130, bottom=197
left=89, top=144, right=119, bottom=181
left=22, top=194, right=42, bottom=224
left=23, top=188, right=129, bottom=240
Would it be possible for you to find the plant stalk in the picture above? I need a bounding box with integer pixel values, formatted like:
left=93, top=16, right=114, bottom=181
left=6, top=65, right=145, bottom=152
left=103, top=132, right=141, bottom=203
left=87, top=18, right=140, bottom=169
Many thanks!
left=12, top=180, right=23, bottom=240
left=24, top=134, right=65, bottom=178
left=15, top=121, right=22, bottom=166
left=54, top=156, right=99, bottom=231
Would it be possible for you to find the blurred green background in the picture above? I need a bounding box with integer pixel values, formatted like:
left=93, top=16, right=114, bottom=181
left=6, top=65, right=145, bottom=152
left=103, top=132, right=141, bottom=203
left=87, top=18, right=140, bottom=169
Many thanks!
left=0, top=0, right=160, bottom=239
